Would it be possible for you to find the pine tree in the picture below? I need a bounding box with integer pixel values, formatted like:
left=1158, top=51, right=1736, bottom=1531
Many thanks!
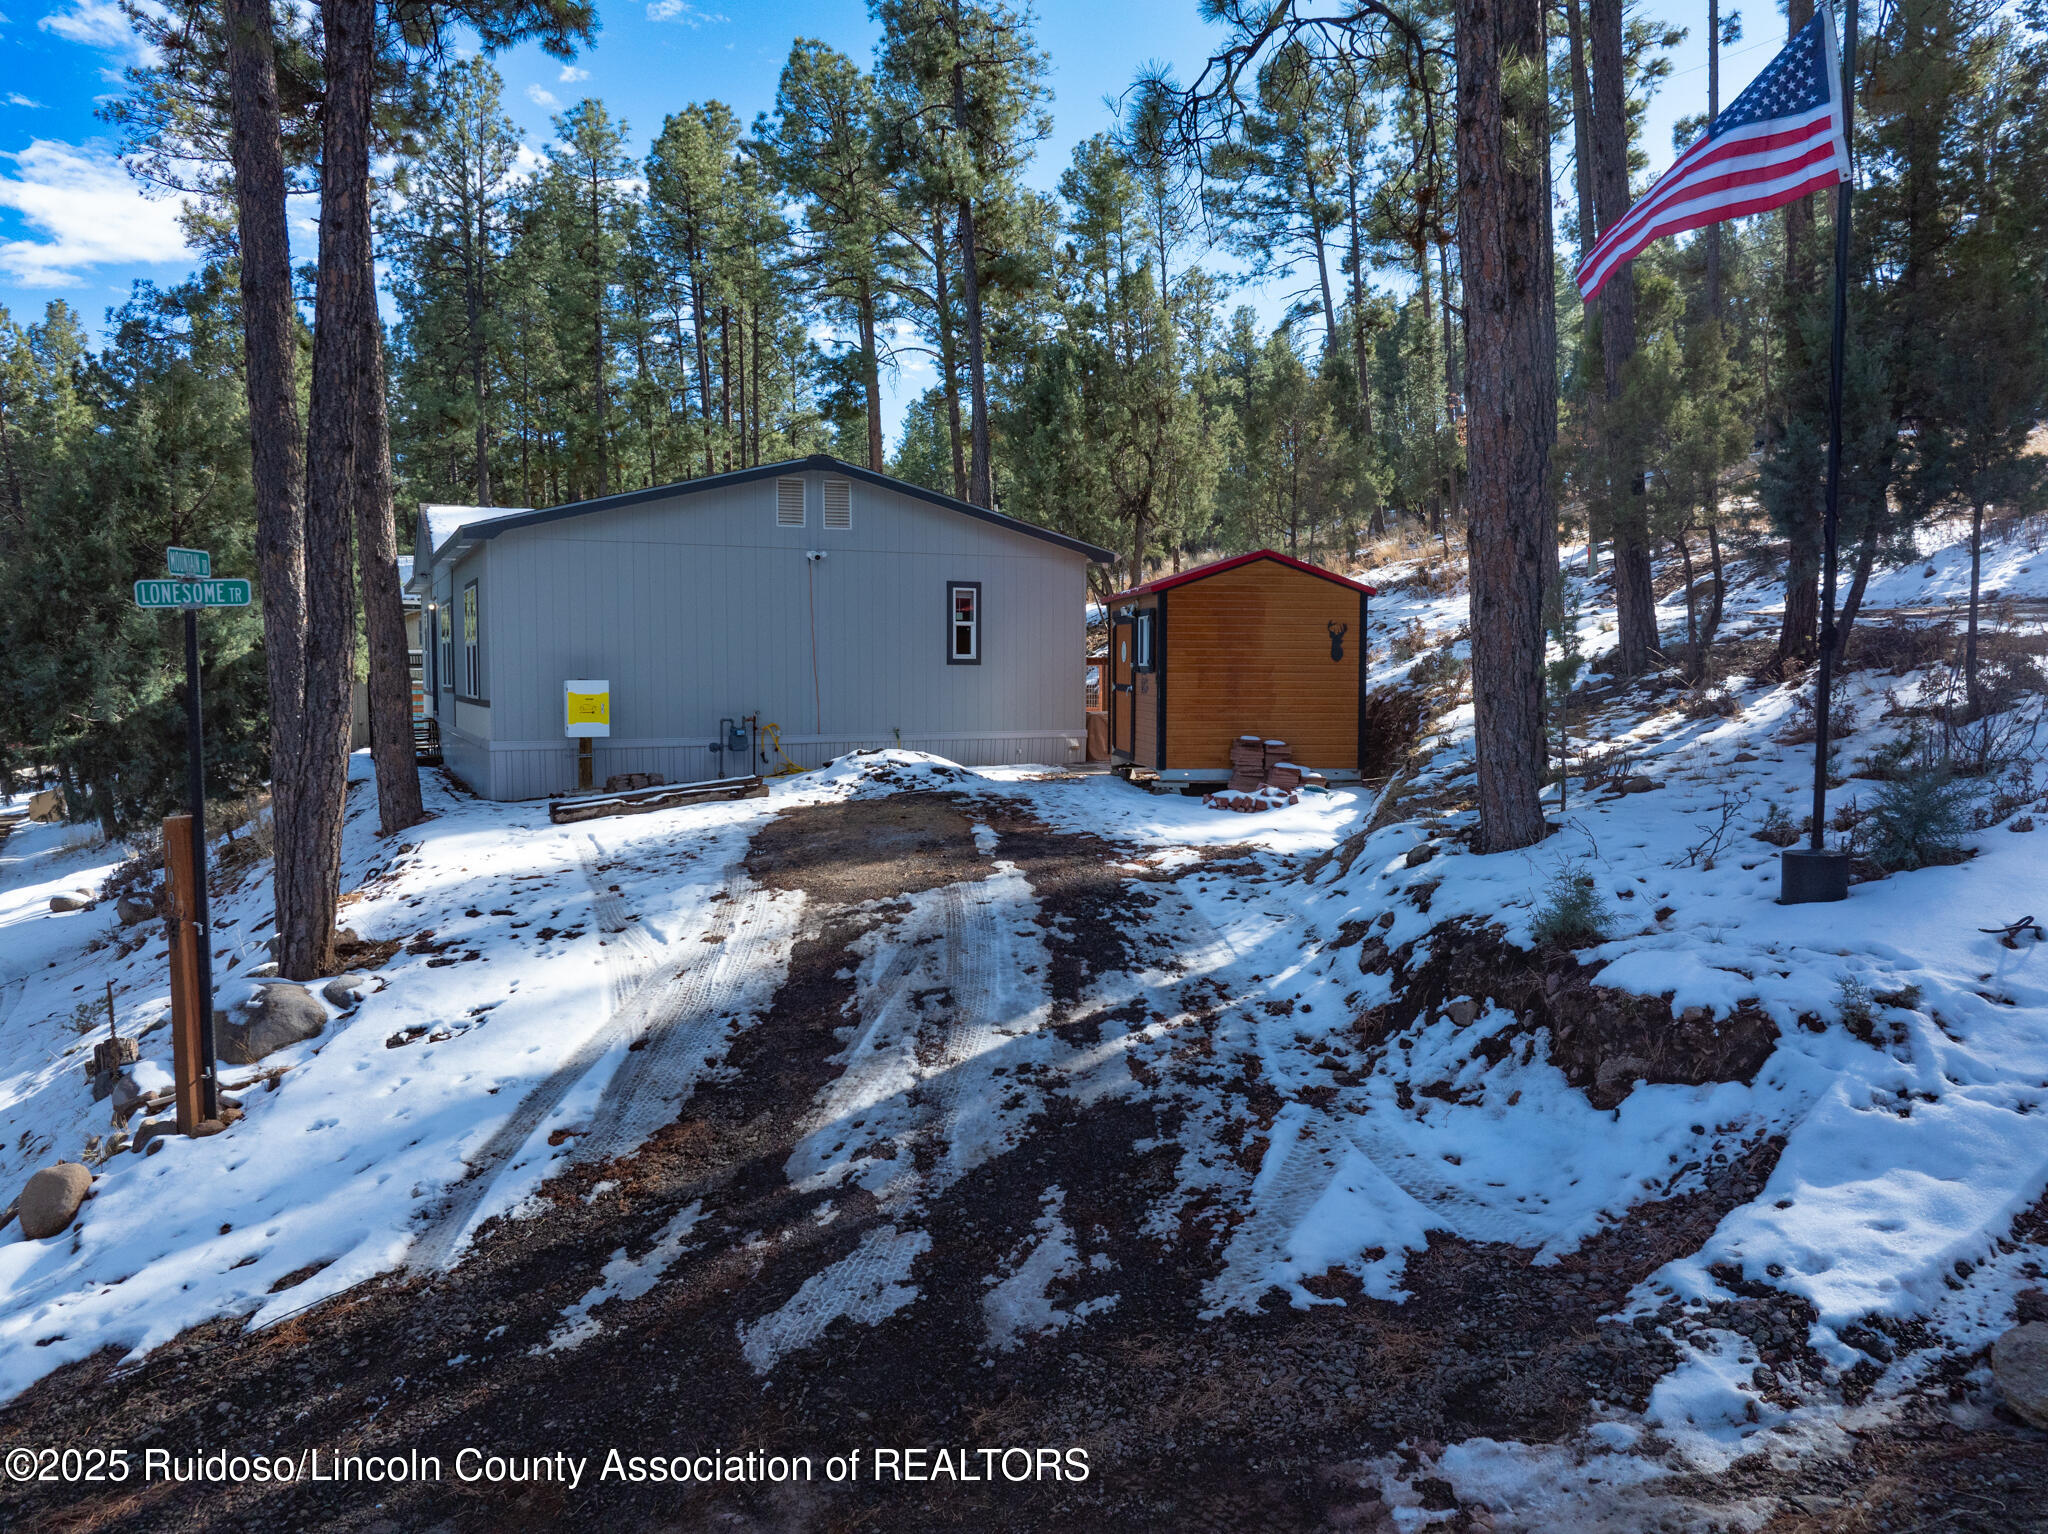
left=761, top=47, right=901, bottom=472
left=386, top=59, right=524, bottom=507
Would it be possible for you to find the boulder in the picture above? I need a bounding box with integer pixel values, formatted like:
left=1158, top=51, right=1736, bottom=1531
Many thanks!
left=322, top=971, right=383, bottom=1010
left=17, top=1162, right=91, bottom=1239
left=1404, top=843, right=1437, bottom=868
left=217, top=982, right=328, bottom=1065
left=1992, top=1322, right=2048, bottom=1429
left=116, top=893, right=157, bottom=926
left=110, top=1058, right=175, bottom=1115
left=1446, top=997, right=1481, bottom=1026
left=245, top=962, right=281, bottom=978
left=1595, top=1055, right=1651, bottom=1096
left=48, top=891, right=96, bottom=913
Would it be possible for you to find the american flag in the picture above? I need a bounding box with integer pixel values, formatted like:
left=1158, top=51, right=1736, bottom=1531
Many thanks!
left=1576, top=7, right=1851, bottom=301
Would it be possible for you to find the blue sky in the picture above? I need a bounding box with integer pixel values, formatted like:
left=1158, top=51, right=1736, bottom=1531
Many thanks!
left=0, top=0, right=1783, bottom=438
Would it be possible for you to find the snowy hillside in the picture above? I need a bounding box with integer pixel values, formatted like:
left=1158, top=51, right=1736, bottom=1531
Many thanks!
left=1, top=532, right=2043, bottom=1530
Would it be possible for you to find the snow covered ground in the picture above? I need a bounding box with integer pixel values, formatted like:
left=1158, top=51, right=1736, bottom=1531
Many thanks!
left=1, top=529, right=2043, bottom=1527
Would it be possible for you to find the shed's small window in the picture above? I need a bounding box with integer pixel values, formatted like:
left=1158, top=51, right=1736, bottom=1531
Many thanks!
left=1133, top=610, right=1156, bottom=670
left=776, top=477, right=805, bottom=526
left=948, top=582, right=981, bottom=664
left=823, top=478, right=852, bottom=530
left=462, top=581, right=481, bottom=697
left=437, top=601, right=453, bottom=689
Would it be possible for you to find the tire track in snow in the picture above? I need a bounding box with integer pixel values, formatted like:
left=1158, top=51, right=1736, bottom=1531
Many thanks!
left=408, top=839, right=788, bottom=1273
left=1155, top=879, right=1538, bottom=1294
left=577, top=875, right=798, bottom=1167
left=740, top=860, right=1048, bottom=1370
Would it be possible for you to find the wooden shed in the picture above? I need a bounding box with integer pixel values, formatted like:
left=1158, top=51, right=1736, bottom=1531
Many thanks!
left=1106, top=550, right=1376, bottom=783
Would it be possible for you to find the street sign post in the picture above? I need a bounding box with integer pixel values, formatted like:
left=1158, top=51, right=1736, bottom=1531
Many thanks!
left=133, top=578, right=251, bottom=609
left=133, top=548, right=251, bottom=1125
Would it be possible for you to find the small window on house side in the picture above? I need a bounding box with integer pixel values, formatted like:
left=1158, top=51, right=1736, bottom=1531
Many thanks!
left=1133, top=611, right=1156, bottom=671
left=462, top=581, right=481, bottom=697
left=776, top=477, right=805, bottom=526
left=437, top=602, right=453, bottom=689
left=823, top=478, right=852, bottom=529
left=948, top=582, right=981, bottom=665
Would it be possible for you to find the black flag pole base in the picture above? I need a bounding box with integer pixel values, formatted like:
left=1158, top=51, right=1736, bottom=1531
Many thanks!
left=1780, top=846, right=1851, bottom=904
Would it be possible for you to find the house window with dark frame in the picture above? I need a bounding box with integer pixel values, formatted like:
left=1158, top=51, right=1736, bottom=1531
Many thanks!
left=437, top=601, right=453, bottom=690
left=462, top=581, right=481, bottom=698
left=948, top=582, right=982, bottom=665
left=1133, top=609, right=1156, bottom=671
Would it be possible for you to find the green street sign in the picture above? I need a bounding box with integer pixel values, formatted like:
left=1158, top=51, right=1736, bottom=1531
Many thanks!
left=166, top=546, right=211, bottom=579
left=134, top=578, right=252, bottom=609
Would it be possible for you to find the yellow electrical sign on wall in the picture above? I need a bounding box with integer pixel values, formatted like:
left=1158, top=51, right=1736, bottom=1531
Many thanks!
left=564, top=679, right=611, bottom=738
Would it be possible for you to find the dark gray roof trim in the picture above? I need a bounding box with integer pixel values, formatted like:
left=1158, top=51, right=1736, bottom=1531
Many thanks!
left=420, top=455, right=1116, bottom=566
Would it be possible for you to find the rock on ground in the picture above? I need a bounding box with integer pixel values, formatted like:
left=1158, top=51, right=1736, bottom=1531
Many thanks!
left=1991, top=1322, right=2048, bottom=1429
left=217, top=983, right=328, bottom=1065
left=18, top=1163, right=92, bottom=1239
left=48, top=891, right=96, bottom=913
left=321, top=972, right=383, bottom=1010
left=115, top=894, right=157, bottom=926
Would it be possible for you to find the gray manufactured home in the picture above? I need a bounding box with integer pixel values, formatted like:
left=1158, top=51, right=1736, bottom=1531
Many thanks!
left=407, top=457, right=1113, bottom=801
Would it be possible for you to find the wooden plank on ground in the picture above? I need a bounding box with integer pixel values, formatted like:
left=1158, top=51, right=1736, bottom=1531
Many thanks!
left=548, top=776, right=768, bottom=825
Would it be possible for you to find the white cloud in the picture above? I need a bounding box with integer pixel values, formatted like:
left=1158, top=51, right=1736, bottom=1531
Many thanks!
left=526, top=84, right=560, bottom=108
left=646, top=1, right=728, bottom=25
left=0, top=138, right=191, bottom=286
left=38, top=0, right=146, bottom=54
left=7, top=93, right=44, bottom=108
left=558, top=64, right=588, bottom=83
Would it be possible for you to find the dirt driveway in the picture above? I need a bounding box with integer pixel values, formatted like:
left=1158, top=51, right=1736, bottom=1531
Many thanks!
left=0, top=786, right=2038, bottom=1533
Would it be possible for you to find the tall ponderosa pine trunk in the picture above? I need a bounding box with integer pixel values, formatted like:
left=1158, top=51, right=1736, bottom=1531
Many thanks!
left=951, top=62, right=994, bottom=508
left=1565, top=0, right=1596, bottom=261
left=467, top=177, right=492, bottom=505
left=286, top=0, right=379, bottom=978
left=225, top=0, right=320, bottom=976
left=858, top=279, right=884, bottom=471
left=588, top=161, right=611, bottom=497
left=1965, top=500, right=1986, bottom=717
left=931, top=207, right=969, bottom=500
left=1591, top=0, right=1657, bottom=675
left=358, top=325, right=423, bottom=835
left=316, top=0, right=422, bottom=841
left=1459, top=0, right=1556, bottom=853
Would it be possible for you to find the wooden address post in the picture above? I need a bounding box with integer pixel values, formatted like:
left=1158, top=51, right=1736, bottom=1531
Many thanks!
left=162, top=813, right=208, bottom=1134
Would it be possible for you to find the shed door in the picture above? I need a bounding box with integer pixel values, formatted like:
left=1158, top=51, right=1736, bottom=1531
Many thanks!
left=1110, top=612, right=1135, bottom=757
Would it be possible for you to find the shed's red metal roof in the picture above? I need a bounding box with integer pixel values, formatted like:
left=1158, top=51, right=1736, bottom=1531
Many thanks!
left=1108, top=548, right=1377, bottom=604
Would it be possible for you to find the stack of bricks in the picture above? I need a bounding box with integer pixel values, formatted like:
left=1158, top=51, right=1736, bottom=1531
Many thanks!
left=1207, top=736, right=1302, bottom=813
left=1227, top=736, right=1267, bottom=792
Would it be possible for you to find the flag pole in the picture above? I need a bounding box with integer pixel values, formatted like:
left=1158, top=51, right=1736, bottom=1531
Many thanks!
left=1785, top=0, right=1857, bottom=902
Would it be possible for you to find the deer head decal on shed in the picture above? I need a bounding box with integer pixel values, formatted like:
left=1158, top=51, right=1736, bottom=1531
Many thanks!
left=1327, top=620, right=1348, bottom=661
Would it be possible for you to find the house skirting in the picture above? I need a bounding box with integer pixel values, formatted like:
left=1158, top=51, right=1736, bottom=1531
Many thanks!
left=445, top=728, right=1086, bottom=802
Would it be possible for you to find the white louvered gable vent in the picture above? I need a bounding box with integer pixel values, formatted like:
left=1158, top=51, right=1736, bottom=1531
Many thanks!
left=776, top=477, right=805, bottom=526
left=823, top=478, right=852, bottom=530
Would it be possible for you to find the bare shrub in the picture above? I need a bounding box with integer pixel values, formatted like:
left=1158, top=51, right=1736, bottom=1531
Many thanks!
left=1361, top=685, right=1431, bottom=781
